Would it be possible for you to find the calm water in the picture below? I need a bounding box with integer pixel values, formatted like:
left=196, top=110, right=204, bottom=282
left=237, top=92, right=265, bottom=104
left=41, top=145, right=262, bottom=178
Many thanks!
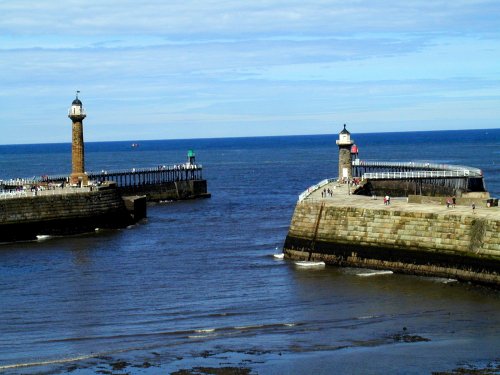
left=0, top=129, right=499, bottom=375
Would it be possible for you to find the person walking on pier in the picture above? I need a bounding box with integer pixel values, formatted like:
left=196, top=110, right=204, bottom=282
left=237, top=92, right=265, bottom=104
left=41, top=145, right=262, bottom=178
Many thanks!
left=452, top=196, right=456, bottom=208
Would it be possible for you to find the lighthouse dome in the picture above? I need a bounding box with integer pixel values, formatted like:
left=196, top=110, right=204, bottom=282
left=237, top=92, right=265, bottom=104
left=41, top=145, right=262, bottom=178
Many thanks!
left=340, top=124, right=350, bottom=135
left=72, top=97, right=82, bottom=106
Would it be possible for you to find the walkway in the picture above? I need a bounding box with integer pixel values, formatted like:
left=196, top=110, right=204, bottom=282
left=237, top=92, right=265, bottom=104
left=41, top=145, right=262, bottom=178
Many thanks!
left=0, top=186, right=93, bottom=200
left=302, top=181, right=500, bottom=220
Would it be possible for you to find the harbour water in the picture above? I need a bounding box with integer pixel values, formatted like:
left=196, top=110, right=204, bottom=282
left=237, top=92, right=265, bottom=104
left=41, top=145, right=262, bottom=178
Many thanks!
left=0, top=129, right=499, bottom=374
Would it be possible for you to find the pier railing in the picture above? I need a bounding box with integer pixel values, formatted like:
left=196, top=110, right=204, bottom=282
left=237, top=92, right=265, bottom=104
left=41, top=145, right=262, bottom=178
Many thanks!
left=298, top=178, right=335, bottom=202
left=0, top=163, right=204, bottom=191
left=0, top=187, right=95, bottom=200
left=363, top=170, right=475, bottom=180
left=350, top=160, right=487, bottom=194
left=353, top=160, right=482, bottom=177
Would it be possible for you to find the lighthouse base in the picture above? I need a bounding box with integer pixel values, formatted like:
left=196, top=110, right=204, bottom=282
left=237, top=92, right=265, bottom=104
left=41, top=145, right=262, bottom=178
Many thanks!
left=70, top=172, right=88, bottom=186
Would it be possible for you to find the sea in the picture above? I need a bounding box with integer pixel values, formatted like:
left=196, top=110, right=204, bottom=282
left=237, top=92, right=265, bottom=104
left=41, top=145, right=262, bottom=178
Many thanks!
left=0, top=129, right=499, bottom=375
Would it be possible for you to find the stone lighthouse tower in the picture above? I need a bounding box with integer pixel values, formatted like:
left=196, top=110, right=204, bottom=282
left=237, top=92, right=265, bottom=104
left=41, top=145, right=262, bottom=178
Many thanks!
left=336, top=124, right=354, bottom=181
left=68, top=91, right=88, bottom=186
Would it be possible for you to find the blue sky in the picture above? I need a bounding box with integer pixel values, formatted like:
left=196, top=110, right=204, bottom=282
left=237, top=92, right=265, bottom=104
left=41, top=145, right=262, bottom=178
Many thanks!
left=0, top=0, right=499, bottom=144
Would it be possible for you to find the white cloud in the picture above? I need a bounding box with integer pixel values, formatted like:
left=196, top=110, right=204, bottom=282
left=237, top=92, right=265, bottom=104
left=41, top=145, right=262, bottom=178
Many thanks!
left=1, top=0, right=499, bottom=37
left=0, top=0, right=499, bottom=144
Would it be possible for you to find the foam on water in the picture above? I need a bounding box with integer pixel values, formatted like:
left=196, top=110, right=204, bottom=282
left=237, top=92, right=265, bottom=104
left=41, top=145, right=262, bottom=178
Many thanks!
left=356, top=270, right=394, bottom=277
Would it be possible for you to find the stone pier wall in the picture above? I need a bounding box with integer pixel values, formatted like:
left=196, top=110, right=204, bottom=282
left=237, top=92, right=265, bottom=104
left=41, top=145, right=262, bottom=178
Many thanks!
left=0, top=189, right=133, bottom=242
left=284, top=201, right=500, bottom=285
left=0, top=179, right=210, bottom=242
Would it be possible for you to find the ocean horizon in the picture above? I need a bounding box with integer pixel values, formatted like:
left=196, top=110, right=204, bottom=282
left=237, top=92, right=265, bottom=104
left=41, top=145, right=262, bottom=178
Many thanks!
left=0, top=127, right=498, bottom=147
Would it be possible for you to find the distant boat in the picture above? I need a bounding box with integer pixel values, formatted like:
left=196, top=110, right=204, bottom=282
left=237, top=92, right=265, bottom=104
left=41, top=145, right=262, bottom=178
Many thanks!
left=295, top=261, right=325, bottom=268
left=131, top=143, right=139, bottom=148
left=273, top=253, right=285, bottom=259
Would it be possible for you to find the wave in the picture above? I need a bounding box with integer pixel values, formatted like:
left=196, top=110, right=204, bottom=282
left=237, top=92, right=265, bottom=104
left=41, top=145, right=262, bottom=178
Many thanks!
left=2, top=322, right=303, bottom=370
left=189, top=322, right=299, bottom=340
left=36, top=234, right=52, bottom=241
left=0, top=354, right=97, bottom=371
left=37, top=322, right=300, bottom=345
left=426, top=277, right=458, bottom=284
left=356, top=270, right=393, bottom=277
left=234, top=324, right=264, bottom=330
left=194, top=328, right=215, bottom=333
left=357, top=315, right=378, bottom=320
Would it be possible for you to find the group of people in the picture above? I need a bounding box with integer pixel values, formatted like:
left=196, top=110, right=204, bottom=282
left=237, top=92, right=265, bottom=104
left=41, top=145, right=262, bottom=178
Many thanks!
left=445, top=196, right=457, bottom=208
left=340, top=177, right=361, bottom=186
left=321, top=188, right=334, bottom=198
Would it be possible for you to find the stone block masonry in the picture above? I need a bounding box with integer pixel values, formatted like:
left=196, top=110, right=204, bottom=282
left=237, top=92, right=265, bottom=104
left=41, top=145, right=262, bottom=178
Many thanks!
left=284, top=187, right=500, bottom=286
left=0, top=178, right=209, bottom=242
left=0, top=189, right=134, bottom=242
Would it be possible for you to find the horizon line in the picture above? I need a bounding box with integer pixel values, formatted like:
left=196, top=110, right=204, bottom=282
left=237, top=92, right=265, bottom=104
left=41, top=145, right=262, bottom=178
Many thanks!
left=0, top=127, right=498, bottom=147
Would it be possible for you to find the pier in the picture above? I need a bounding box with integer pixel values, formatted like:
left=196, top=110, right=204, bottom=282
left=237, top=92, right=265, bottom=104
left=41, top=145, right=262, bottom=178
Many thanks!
left=1, top=164, right=207, bottom=201
left=45, top=164, right=202, bottom=187
left=1, top=164, right=202, bottom=189
left=351, top=160, right=486, bottom=194
left=1, top=163, right=208, bottom=200
left=299, top=181, right=498, bottom=220
left=284, top=125, right=499, bottom=286
left=352, top=160, right=483, bottom=177
left=0, top=161, right=209, bottom=241
left=285, top=181, right=500, bottom=286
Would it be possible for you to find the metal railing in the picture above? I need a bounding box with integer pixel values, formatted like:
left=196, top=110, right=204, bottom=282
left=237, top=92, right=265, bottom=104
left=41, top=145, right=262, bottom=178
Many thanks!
left=0, top=163, right=203, bottom=186
left=353, top=160, right=482, bottom=177
left=86, top=164, right=203, bottom=177
left=0, top=190, right=28, bottom=199
left=298, top=178, right=335, bottom=202
left=0, top=187, right=94, bottom=200
left=363, top=170, right=475, bottom=180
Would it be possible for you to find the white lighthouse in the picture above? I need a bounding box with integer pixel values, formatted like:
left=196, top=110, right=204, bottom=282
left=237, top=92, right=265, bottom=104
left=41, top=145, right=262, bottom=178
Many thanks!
left=336, top=124, right=354, bottom=181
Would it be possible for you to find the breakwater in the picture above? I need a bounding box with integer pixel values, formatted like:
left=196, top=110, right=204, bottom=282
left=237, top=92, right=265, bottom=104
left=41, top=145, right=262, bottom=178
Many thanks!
left=284, top=183, right=500, bottom=286
left=0, top=162, right=209, bottom=242
left=0, top=187, right=145, bottom=242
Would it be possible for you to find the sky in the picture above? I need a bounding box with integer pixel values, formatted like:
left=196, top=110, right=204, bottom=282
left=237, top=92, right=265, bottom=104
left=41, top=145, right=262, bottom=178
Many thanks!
left=0, top=0, right=499, bottom=144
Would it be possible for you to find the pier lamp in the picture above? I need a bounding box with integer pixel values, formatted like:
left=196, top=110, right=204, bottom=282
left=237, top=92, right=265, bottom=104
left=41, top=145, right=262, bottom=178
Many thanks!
left=68, top=91, right=88, bottom=186
left=188, top=149, right=196, bottom=166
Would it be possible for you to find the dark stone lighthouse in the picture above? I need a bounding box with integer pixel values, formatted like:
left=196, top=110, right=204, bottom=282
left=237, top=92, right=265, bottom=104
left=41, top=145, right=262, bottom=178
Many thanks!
left=336, top=124, right=354, bottom=181
left=68, top=91, right=88, bottom=186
